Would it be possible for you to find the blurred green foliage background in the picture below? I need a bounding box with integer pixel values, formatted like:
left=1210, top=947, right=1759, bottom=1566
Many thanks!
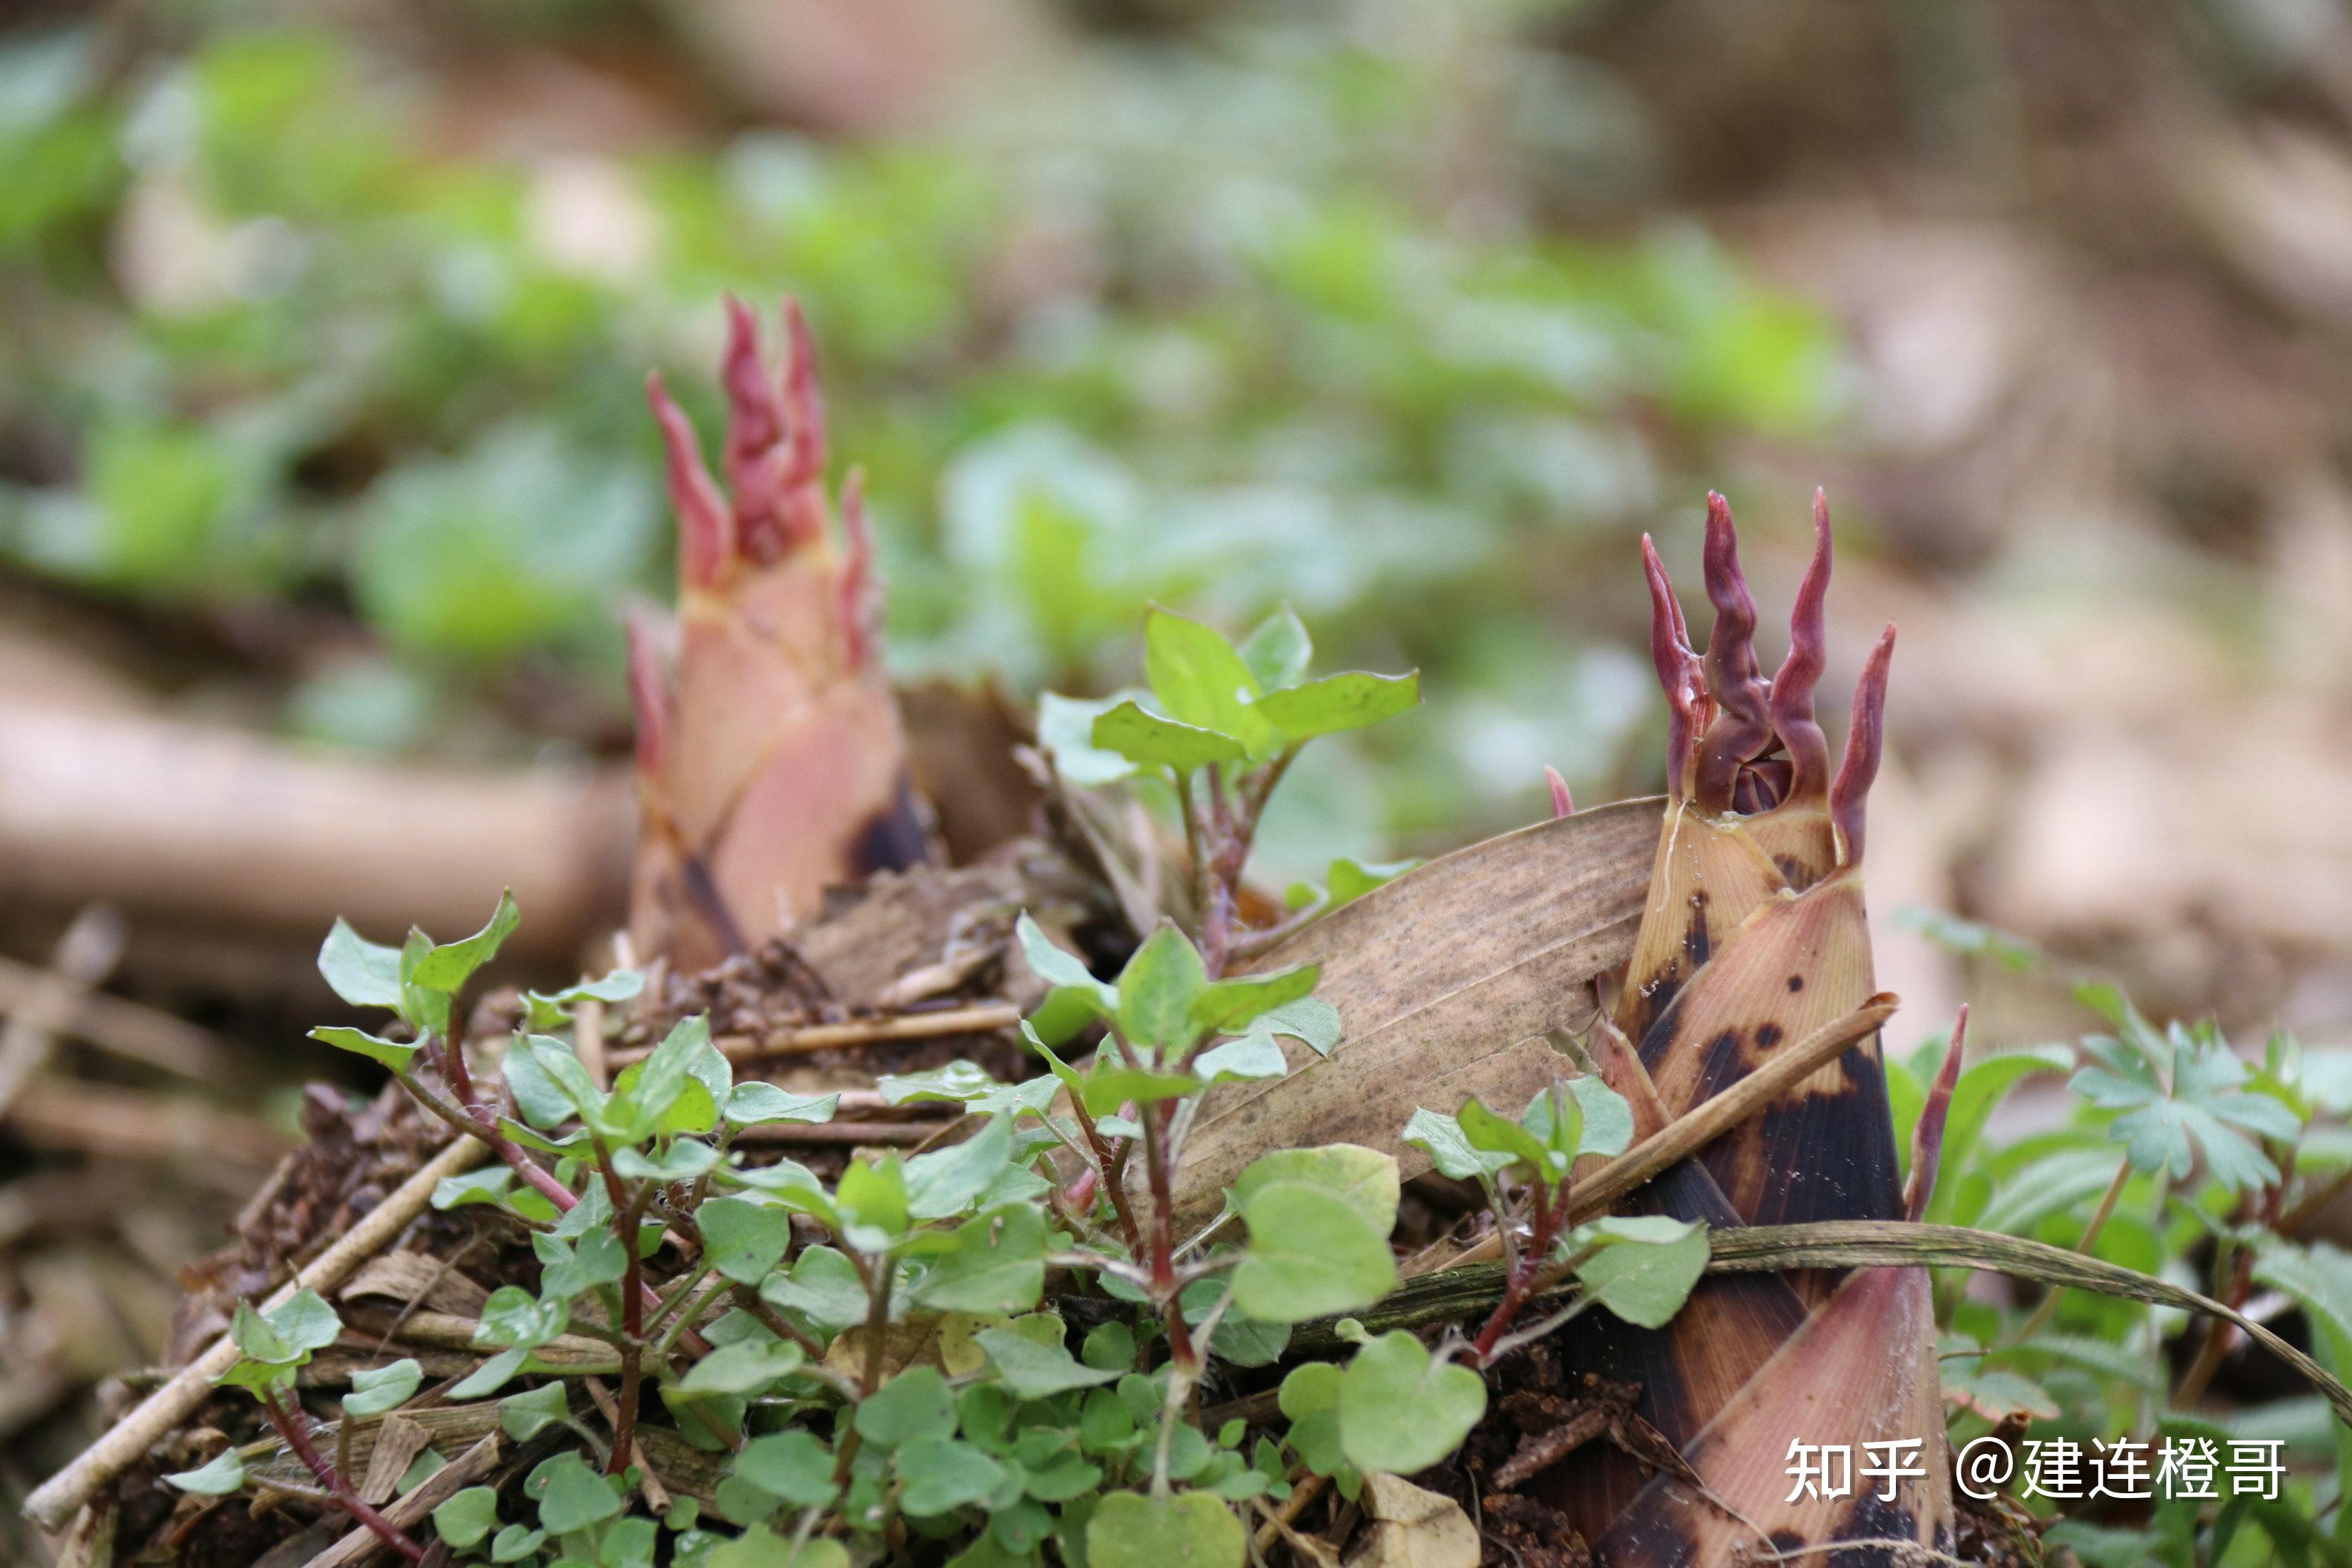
left=0, top=0, right=1844, bottom=875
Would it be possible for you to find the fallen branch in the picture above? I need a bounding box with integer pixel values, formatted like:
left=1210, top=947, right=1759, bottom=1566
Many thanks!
left=1417, top=995, right=1899, bottom=1275
left=6, top=1078, right=296, bottom=1170
left=24, top=1136, right=490, bottom=1532
left=0, top=909, right=123, bottom=1118
left=0, top=950, right=232, bottom=1079
left=0, top=703, right=630, bottom=961
left=1300, top=1219, right=2352, bottom=1426
left=606, top=1004, right=1022, bottom=1068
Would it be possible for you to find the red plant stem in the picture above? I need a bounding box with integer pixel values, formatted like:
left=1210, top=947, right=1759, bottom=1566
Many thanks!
left=395, top=1076, right=711, bottom=1358
left=1470, top=1179, right=1566, bottom=1366
left=1139, top=1102, right=1196, bottom=1369
left=261, top=1387, right=424, bottom=1563
left=1073, top=1097, right=1147, bottom=1264
left=438, top=1018, right=475, bottom=1110
left=2176, top=1167, right=2289, bottom=1407
left=608, top=1176, right=651, bottom=1477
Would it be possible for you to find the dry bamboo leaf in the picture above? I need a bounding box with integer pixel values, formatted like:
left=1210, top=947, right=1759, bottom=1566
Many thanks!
left=1170, top=798, right=1664, bottom=1228
left=356, top=1415, right=431, bottom=1506
left=341, top=1252, right=490, bottom=1318
left=301, top=1430, right=502, bottom=1568
left=1346, top=1475, right=1480, bottom=1568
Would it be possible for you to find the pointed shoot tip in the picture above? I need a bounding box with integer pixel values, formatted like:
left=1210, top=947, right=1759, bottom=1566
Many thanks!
left=1544, top=766, right=1574, bottom=820
left=1830, top=622, right=1897, bottom=867
left=1904, top=1004, right=1968, bottom=1223
left=649, top=375, right=733, bottom=587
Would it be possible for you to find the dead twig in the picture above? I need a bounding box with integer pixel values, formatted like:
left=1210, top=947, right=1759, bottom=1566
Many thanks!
left=0, top=950, right=229, bottom=1080
left=24, top=1136, right=490, bottom=1532
left=604, top=1004, right=1021, bottom=1068
left=6, top=1078, right=294, bottom=1169
left=0, top=908, right=125, bottom=1119
left=582, top=1376, right=671, bottom=1512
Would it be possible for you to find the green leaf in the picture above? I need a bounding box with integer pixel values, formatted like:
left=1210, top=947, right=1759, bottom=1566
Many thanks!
left=531, top=1450, right=621, bottom=1535
left=1087, top=1490, right=1244, bottom=1568
left=1402, top=1108, right=1513, bottom=1181
left=1190, top=963, right=1320, bottom=1036
left=317, top=919, right=405, bottom=1012
left=897, top=1435, right=1008, bottom=1517
left=1523, top=1082, right=1582, bottom=1170
left=1252, top=671, right=1419, bottom=741
left=1015, top=912, right=1120, bottom=1023
left=1323, top=857, right=1413, bottom=910
left=1279, top=1361, right=1339, bottom=1420
left=612, top=1140, right=721, bottom=1182
left=2072, top=1017, right=2301, bottom=1194
left=1256, top=999, right=1342, bottom=1057
left=501, top=1038, right=577, bottom=1130
left=488, top=1523, right=544, bottom=1563
left=450, top=1347, right=528, bottom=1399
left=699, top=1198, right=795, bottom=1285
left=1193, top=1031, right=1290, bottom=1083
left=432, top=1486, right=500, bottom=1549
left=1237, top=606, right=1312, bottom=691
left=835, top=1156, right=911, bottom=1249
left=975, top=1327, right=1123, bottom=1398
left=1182, top=1280, right=1291, bottom=1367
left=617, top=1013, right=712, bottom=1136
left=856, top=1366, right=959, bottom=1449
left=1083, top=1321, right=1138, bottom=1371
left=1117, top=922, right=1209, bottom=1057
left=537, top=1225, right=630, bottom=1299
left=522, top=1034, right=611, bottom=1130
left=432, top=1168, right=516, bottom=1212
left=724, top=1083, right=840, bottom=1127
left=1565, top=1076, right=1634, bottom=1160
left=708, top=1524, right=847, bottom=1568
left=1336, top=1331, right=1487, bottom=1474
left=342, top=1358, right=423, bottom=1418
left=259, top=1289, right=343, bottom=1359
left=520, top=970, right=644, bottom=1032
left=1038, top=691, right=1143, bottom=788
left=761, top=1246, right=867, bottom=1333
left=1090, top=701, right=1245, bottom=772
left=907, top=1117, right=1015, bottom=1221
left=1232, top=1184, right=1398, bottom=1323
left=879, top=1060, right=1003, bottom=1107
left=307, top=1024, right=420, bottom=1073
left=1079, top=1063, right=1202, bottom=1118
left=733, top=1429, right=840, bottom=1508
left=477, top=1285, right=568, bottom=1350
left=1232, top=1146, right=1399, bottom=1237
left=497, top=1382, right=571, bottom=1440
left=1572, top=1219, right=1709, bottom=1328
left=681, top=1339, right=807, bottom=1396
left=165, top=1447, right=247, bottom=1495
left=914, top=1205, right=1047, bottom=1314
left=1456, top=1095, right=1557, bottom=1178
left=410, top=890, right=520, bottom=996
left=1144, top=607, right=1279, bottom=755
